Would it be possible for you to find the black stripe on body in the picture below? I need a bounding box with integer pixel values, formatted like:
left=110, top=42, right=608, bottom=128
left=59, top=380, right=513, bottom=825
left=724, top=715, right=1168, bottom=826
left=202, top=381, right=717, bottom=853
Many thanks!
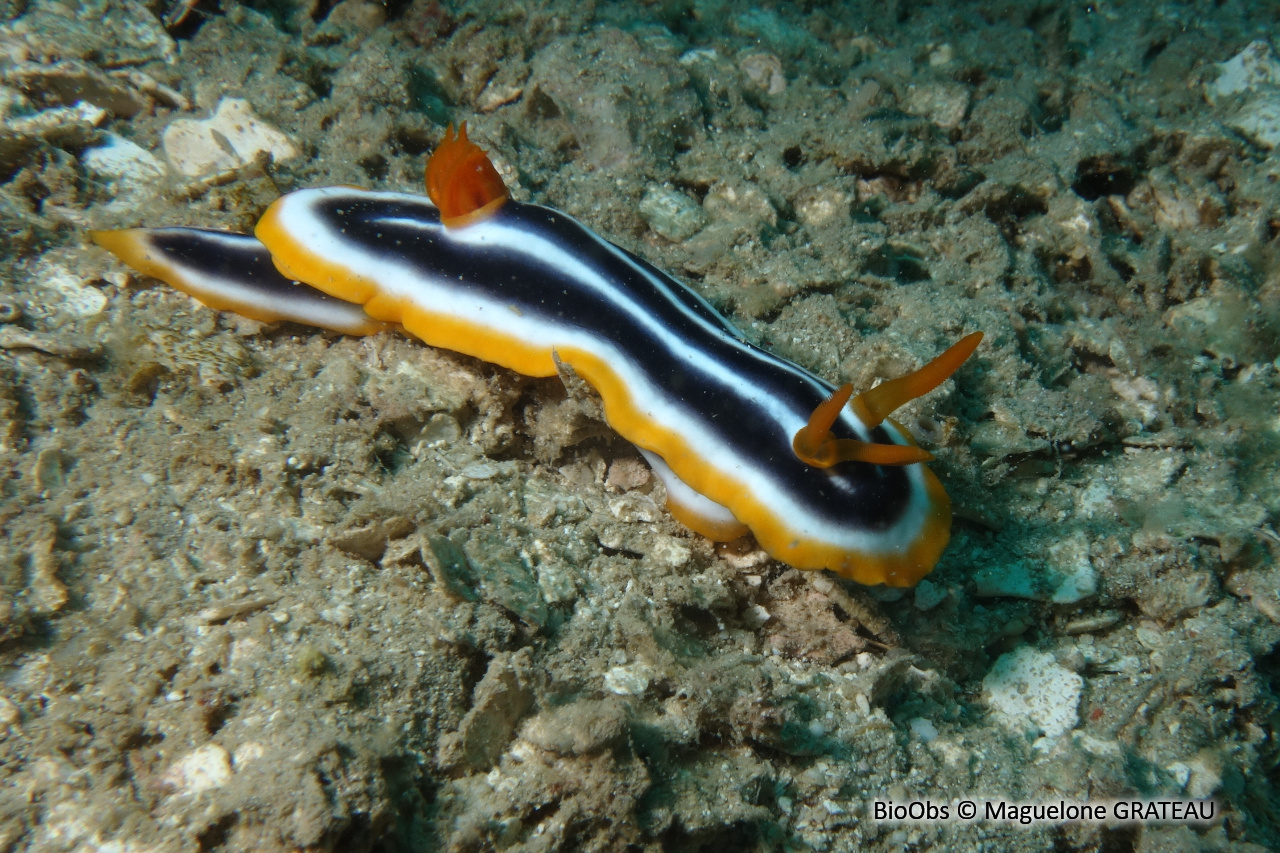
left=142, top=228, right=385, bottom=335
left=307, top=193, right=915, bottom=533
left=147, top=228, right=357, bottom=308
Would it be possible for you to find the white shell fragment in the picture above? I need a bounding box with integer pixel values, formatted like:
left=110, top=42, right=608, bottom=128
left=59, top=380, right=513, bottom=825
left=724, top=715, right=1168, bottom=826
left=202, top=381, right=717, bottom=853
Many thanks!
left=162, top=97, right=298, bottom=178
left=160, top=743, right=233, bottom=797
left=983, top=647, right=1082, bottom=744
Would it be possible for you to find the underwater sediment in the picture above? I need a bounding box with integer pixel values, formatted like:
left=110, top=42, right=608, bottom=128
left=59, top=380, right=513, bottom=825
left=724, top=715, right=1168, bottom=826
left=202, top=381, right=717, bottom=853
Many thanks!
left=0, top=1, right=1278, bottom=850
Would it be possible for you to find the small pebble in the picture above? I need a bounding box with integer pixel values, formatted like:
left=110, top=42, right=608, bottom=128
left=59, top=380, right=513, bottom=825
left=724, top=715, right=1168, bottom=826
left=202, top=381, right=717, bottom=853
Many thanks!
left=638, top=186, right=707, bottom=241
left=740, top=52, right=786, bottom=95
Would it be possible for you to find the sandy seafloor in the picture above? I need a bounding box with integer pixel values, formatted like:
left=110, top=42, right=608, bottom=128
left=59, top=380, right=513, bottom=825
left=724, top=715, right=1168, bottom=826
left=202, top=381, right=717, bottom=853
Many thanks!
left=1, top=0, right=1280, bottom=850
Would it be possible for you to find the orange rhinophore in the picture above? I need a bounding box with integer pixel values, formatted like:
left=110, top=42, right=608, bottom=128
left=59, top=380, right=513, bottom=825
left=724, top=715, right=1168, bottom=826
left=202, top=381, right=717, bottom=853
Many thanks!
left=792, top=383, right=935, bottom=468
left=792, top=333, right=983, bottom=469
left=849, top=332, right=985, bottom=429
left=424, top=122, right=509, bottom=227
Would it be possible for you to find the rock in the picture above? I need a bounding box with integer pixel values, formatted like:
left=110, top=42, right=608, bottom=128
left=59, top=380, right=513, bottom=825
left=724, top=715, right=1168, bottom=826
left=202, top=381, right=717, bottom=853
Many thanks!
left=969, top=420, right=1051, bottom=458
left=26, top=522, right=67, bottom=614
left=1227, top=93, right=1280, bottom=149
left=1180, top=752, right=1223, bottom=799
left=0, top=695, right=19, bottom=737
left=422, top=534, right=480, bottom=601
left=0, top=326, right=99, bottom=359
left=1135, top=570, right=1212, bottom=621
left=329, top=515, right=414, bottom=562
left=607, top=491, right=662, bottom=523
left=605, top=458, right=650, bottom=491
left=1163, top=284, right=1256, bottom=363
left=160, top=743, right=233, bottom=797
left=31, top=257, right=108, bottom=318
left=1045, top=534, right=1099, bottom=604
left=316, top=0, right=385, bottom=37
left=983, top=646, right=1082, bottom=743
left=792, top=185, right=850, bottom=229
left=0, top=100, right=106, bottom=175
left=603, top=662, right=653, bottom=696
left=649, top=534, right=691, bottom=568
left=913, top=578, right=948, bottom=611
left=476, top=81, right=523, bottom=113
left=1206, top=40, right=1280, bottom=103
left=0, top=0, right=176, bottom=66
left=463, top=533, right=547, bottom=627
left=901, top=81, right=971, bottom=130
left=729, top=8, right=828, bottom=61
left=439, top=649, right=537, bottom=771
left=81, top=133, right=164, bottom=212
left=520, top=698, right=628, bottom=756
left=0, top=85, right=23, bottom=120
left=162, top=97, right=297, bottom=178
left=702, top=181, right=777, bottom=229
left=972, top=534, right=1098, bottom=605
left=1110, top=376, right=1165, bottom=433
left=909, top=717, right=939, bottom=743
left=760, top=571, right=876, bottom=663
left=526, top=27, right=698, bottom=170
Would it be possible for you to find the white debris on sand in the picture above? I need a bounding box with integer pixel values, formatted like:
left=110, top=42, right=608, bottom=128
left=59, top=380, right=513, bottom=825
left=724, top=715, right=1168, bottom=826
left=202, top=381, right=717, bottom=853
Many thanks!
left=162, top=97, right=297, bottom=177
left=983, top=647, right=1083, bottom=745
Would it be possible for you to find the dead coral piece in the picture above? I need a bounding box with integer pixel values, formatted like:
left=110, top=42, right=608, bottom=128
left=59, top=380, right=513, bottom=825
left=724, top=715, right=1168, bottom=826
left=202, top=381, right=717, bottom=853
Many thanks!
left=193, top=595, right=281, bottom=626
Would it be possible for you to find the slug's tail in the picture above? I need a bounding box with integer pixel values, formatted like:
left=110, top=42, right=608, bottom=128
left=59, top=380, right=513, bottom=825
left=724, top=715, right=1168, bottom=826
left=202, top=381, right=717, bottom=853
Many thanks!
left=90, top=227, right=390, bottom=336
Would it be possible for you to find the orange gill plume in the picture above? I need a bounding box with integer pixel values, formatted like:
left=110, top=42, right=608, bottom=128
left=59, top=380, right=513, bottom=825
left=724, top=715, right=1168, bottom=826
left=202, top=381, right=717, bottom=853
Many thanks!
left=424, top=122, right=509, bottom=228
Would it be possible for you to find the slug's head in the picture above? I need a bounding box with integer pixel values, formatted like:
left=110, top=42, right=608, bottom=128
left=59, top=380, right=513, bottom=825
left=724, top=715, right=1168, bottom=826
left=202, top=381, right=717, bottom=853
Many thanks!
left=425, top=122, right=509, bottom=228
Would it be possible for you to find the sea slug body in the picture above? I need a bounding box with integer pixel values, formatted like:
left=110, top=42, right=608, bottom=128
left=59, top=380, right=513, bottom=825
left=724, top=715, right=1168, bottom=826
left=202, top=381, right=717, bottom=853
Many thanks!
left=92, top=124, right=981, bottom=587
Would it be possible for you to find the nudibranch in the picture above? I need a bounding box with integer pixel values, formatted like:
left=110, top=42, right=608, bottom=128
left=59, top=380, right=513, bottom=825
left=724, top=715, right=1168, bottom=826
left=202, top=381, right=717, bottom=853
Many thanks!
left=92, top=123, right=981, bottom=587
